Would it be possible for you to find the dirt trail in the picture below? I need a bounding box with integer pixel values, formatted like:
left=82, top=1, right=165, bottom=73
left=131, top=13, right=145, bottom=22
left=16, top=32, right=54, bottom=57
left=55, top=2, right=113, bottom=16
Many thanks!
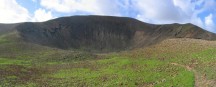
left=171, top=63, right=215, bottom=87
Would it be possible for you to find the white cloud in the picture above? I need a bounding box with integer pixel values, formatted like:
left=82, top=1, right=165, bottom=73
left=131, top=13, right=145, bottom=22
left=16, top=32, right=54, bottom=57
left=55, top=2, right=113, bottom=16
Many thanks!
left=31, top=8, right=53, bottom=22
left=195, top=0, right=216, bottom=32
left=205, top=14, right=215, bottom=32
left=0, top=0, right=30, bottom=23
left=191, top=15, right=204, bottom=28
left=40, top=0, right=122, bottom=16
left=133, top=0, right=194, bottom=24
left=173, top=0, right=193, bottom=14
left=40, top=0, right=197, bottom=24
left=32, top=0, right=37, bottom=3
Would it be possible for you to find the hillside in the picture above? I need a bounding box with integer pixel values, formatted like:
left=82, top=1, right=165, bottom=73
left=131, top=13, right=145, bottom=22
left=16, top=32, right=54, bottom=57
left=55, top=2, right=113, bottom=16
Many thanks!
left=0, top=16, right=216, bottom=87
left=15, top=16, right=216, bottom=52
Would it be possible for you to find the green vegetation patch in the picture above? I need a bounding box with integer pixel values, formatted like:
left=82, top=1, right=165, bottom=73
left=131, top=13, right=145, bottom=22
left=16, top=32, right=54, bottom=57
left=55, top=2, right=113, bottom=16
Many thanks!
left=47, top=57, right=195, bottom=86
left=192, top=48, right=216, bottom=62
left=52, top=68, right=98, bottom=78
left=156, top=70, right=194, bottom=87
left=0, top=58, right=29, bottom=65
left=0, top=38, right=8, bottom=44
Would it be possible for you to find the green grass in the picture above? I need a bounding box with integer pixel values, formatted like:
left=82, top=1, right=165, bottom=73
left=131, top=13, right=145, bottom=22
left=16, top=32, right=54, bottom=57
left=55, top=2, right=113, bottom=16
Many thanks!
left=0, top=38, right=8, bottom=44
left=46, top=57, right=194, bottom=86
left=0, top=58, right=29, bottom=65
left=190, top=48, right=216, bottom=80
left=0, top=34, right=9, bottom=44
left=0, top=32, right=215, bottom=86
left=192, top=48, right=216, bottom=62
left=156, top=70, right=194, bottom=87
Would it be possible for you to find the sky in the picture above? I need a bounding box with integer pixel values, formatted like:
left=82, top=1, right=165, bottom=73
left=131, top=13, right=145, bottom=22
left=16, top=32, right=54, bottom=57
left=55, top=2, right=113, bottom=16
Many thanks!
left=0, top=0, right=215, bottom=33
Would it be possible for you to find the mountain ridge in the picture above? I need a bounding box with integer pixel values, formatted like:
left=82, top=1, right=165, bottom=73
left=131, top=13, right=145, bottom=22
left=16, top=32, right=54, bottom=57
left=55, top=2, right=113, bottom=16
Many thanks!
left=1, top=15, right=216, bottom=52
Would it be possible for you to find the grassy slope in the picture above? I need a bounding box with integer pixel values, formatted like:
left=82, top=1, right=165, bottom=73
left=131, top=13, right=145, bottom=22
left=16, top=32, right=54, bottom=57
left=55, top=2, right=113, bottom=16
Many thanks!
left=0, top=31, right=216, bottom=87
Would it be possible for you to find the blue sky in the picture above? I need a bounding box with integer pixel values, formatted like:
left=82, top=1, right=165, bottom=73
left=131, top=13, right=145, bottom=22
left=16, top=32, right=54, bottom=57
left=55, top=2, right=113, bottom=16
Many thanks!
left=0, top=0, right=215, bottom=33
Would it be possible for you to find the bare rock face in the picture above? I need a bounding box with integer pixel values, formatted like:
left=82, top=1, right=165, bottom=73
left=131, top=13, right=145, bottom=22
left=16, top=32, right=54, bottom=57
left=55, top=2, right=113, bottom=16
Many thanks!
left=16, top=16, right=216, bottom=52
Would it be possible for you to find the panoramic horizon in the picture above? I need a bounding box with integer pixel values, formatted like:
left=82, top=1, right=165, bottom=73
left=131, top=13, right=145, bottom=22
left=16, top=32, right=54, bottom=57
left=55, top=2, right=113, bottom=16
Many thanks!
left=1, top=0, right=216, bottom=86
left=0, top=0, right=215, bottom=32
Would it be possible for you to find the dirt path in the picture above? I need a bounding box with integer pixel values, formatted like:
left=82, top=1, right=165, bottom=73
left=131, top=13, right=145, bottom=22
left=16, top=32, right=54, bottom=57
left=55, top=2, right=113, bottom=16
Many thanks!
left=171, top=63, right=215, bottom=87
